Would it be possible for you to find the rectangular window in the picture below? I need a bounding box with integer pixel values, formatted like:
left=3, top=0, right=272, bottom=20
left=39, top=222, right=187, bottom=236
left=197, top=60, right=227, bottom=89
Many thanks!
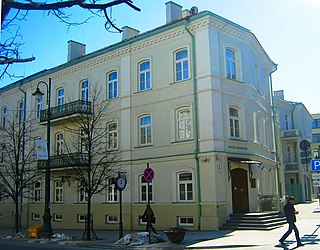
left=139, top=61, right=151, bottom=91
left=178, top=216, right=193, bottom=226
left=36, top=96, right=43, bottom=119
left=78, top=181, right=88, bottom=203
left=139, top=115, right=152, bottom=145
left=175, top=49, right=189, bottom=82
left=178, top=172, right=193, bottom=201
left=106, top=178, right=118, bottom=202
left=18, top=101, right=24, bottom=124
left=176, top=107, right=192, bottom=140
left=56, top=132, right=64, bottom=155
left=53, top=214, right=63, bottom=222
left=77, top=214, right=86, bottom=223
left=32, top=213, right=40, bottom=221
left=107, top=122, right=118, bottom=150
left=226, top=48, right=236, bottom=80
left=108, top=71, right=118, bottom=99
left=140, top=176, right=153, bottom=202
left=80, top=129, right=89, bottom=153
left=105, top=215, right=118, bottom=224
left=34, top=182, right=41, bottom=202
left=229, top=108, right=240, bottom=138
left=312, top=134, right=320, bottom=143
left=54, top=181, right=63, bottom=203
left=81, top=80, right=89, bottom=101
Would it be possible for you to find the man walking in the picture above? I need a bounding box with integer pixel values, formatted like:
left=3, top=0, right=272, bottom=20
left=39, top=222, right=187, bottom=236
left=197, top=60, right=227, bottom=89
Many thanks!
left=279, top=196, right=304, bottom=247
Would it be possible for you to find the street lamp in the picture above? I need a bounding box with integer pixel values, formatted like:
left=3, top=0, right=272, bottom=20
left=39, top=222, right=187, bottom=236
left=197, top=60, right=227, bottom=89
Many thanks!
left=32, top=78, right=53, bottom=237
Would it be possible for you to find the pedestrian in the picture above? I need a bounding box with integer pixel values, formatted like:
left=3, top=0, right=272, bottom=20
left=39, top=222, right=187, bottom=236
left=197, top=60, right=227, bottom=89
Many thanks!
left=279, top=196, right=304, bottom=247
left=140, top=204, right=157, bottom=235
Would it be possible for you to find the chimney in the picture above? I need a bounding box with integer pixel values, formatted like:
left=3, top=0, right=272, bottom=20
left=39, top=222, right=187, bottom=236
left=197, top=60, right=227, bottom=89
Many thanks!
left=68, top=40, right=86, bottom=62
left=122, top=26, right=140, bottom=41
left=274, top=90, right=284, bottom=100
left=166, top=1, right=182, bottom=24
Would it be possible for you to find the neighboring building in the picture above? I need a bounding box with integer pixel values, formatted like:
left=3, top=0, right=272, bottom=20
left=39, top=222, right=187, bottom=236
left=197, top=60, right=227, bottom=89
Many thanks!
left=0, top=2, right=280, bottom=231
left=311, top=113, right=320, bottom=159
left=274, top=90, right=313, bottom=202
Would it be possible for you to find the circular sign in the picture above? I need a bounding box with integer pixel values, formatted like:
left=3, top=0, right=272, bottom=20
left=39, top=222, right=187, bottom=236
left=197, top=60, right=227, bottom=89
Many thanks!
left=116, top=176, right=127, bottom=190
left=300, top=140, right=310, bottom=151
left=144, top=167, right=154, bottom=182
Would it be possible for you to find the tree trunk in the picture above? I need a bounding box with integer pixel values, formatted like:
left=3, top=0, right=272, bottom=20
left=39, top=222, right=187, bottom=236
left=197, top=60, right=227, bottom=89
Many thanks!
left=85, top=195, right=92, bottom=240
left=14, top=197, right=19, bottom=234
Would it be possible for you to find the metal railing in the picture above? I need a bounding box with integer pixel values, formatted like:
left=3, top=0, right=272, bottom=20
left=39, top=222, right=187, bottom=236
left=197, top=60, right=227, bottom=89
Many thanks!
left=38, top=152, right=89, bottom=169
left=281, top=129, right=300, bottom=138
left=40, top=100, right=92, bottom=122
left=284, top=162, right=298, bottom=171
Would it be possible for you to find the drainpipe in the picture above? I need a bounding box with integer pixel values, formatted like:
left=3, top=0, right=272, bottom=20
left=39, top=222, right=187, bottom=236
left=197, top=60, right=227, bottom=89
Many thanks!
left=184, top=20, right=201, bottom=230
left=18, top=84, right=27, bottom=232
left=269, top=65, right=282, bottom=210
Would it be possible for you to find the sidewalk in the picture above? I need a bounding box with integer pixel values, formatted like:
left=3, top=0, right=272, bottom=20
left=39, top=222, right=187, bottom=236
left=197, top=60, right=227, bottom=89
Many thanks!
left=1, top=201, right=320, bottom=249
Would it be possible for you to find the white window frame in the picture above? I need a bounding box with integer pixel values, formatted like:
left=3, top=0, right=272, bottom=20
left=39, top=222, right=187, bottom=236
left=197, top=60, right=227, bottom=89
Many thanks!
left=53, top=214, right=63, bottom=222
left=106, top=178, right=118, bottom=203
left=105, top=215, right=118, bottom=224
left=107, top=122, right=118, bottom=150
left=57, top=87, right=65, bottom=106
left=77, top=214, right=86, bottom=223
left=178, top=216, right=194, bottom=227
left=32, top=213, right=40, bottom=221
left=78, top=181, right=88, bottom=203
left=177, top=172, right=194, bottom=202
left=139, top=175, right=153, bottom=203
left=229, top=107, right=240, bottom=139
left=175, top=49, right=189, bottom=82
left=139, top=115, right=152, bottom=146
left=54, top=181, right=63, bottom=203
left=226, top=48, right=237, bottom=80
left=176, top=107, right=192, bottom=141
left=18, top=100, right=24, bottom=123
left=81, top=80, right=89, bottom=101
left=80, top=129, right=89, bottom=153
left=34, top=181, right=41, bottom=203
left=107, top=71, right=118, bottom=99
left=138, top=60, right=151, bottom=91
left=36, top=95, right=43, bottom=119
left=56, top=132, right=64, bottom=155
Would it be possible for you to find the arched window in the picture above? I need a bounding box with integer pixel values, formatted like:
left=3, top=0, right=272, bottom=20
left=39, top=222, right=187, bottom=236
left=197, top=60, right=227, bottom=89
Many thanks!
left=139, top=175, right=153, bottom=202
left=229, top=107, right=240, bottom=138
left=107, top=71, right=118, bottom=99
left=56, top=132, right=64, bottom=155
left=54, top=181, right=63, bottom=203
left=175, top=49, right=189, bottom=82
left=34, top=181, right=41, bottom=202
left=139, top=115, right=152, bottom=145
left=139, top=60, right=151, bottom=91
left=107, top=122, right=118, bottom=150
left=81, top=80, right=89, bottom=101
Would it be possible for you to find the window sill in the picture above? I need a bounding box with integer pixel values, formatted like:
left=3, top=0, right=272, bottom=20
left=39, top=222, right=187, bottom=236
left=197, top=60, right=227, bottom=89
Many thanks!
left=133, top=88, right=153, bottom=94
left=169, top=78, right=191, bottom=85
left=134, top=144, right=153, bottom=149
left=229, top=138, right=247, bottom=142
left=171, top=139, right=194, bottom=144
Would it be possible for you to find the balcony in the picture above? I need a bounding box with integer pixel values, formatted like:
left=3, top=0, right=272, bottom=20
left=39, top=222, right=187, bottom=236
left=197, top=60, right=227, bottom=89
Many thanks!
left=284, top=162, right=298, bottom=172
left=38, top=152, right=89, bottom=169
left=39, top=100, right=92, bottom=123
left=281, top=129, right=300, bottom=139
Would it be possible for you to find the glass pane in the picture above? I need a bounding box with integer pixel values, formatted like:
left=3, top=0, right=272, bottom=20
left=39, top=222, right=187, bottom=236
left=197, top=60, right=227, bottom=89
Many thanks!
left=176, top=50, right=187, bottom=60
left=141, top=116, right=151, bottom=125
left=179, top=173, right=192, bottom=181
left=109, top=72, right=117, bottom=81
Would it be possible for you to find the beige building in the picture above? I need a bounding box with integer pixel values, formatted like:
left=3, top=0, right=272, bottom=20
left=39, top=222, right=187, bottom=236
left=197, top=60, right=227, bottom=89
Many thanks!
left=0, top=2, right=281, bottom=231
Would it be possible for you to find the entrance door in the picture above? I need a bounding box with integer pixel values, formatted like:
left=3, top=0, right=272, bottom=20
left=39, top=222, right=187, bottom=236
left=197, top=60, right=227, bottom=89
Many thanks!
left=231, top=168, right=249, bottom=213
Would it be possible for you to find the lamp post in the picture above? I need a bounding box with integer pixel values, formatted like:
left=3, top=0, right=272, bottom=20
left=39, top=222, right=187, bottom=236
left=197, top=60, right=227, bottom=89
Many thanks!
left=32, top=78, right=53, bottom=237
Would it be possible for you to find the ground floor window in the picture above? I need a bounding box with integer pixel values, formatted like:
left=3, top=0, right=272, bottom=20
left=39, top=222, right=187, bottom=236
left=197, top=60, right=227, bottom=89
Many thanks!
left=105, top=215, right=117, bottom=224
left=178, top=216, right=193, bottom=226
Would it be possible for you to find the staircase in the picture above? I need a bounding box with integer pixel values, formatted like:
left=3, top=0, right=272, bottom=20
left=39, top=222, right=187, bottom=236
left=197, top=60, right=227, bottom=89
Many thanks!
left=220, top=212, right=287, bottom=231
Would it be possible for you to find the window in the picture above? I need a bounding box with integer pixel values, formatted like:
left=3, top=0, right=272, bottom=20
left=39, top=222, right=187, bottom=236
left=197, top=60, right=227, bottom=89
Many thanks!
left=78, top=181, right=88, bottom=202
left=81, top=80, right=89, bottom=101
left=2, top=106, right=7, bottom=127
left=287, top=146, right=292, bottom=163
left=53, top=214, right=63, bottom=222
left=36, top=95, right=43, bottom=118
left=285, top=114, right=289, bottom=130
left=34, top=181, right=41, bottom=202
left=175, top=49, right=189, bottom=81
left=57, top=88, right=65, bottom=106
left=178, top=172, right=193, bottom=201
left=80, top=129, right=89, bottom=153
left=226, top=48, right=236, bottom=80
left=18, top=101, right=24, bottom=123
left=107, top=122, right=118, bottom=150
left=178, top=216, right=193, bottom=226
left=139, top=115, right=152, bottom=145
left=107, top=71, right=118, bottom=99
left=77, top=214, right=86, bottom=223
left=176, top=107, right=192, bottom=140
left=312, top=133, right=320, bottom=143
left=32, top=213, right=40, bottom=221
left=139, top=60, right=151, bottom=91
left=139, top=175, right=153, bottom=202
left=106, top=178, right=118, bottom=202
left=54, top=181, right=63, bottom=203
left=312, top=119, right=320, bottom=129
left=105, top=215, right=118, bottom=224
left=56, top=132, right=64, bottom=155
left=229, top=107, right=240, bottom=138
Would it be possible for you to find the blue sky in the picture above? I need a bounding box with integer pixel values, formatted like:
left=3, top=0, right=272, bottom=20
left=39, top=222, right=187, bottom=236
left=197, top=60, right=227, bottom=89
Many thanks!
left=1, top=0, right=320, bottom=114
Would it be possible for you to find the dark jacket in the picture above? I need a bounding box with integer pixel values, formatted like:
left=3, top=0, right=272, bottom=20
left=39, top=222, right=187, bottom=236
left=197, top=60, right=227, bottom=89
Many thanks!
left=284, top=202, right=296, bottom=223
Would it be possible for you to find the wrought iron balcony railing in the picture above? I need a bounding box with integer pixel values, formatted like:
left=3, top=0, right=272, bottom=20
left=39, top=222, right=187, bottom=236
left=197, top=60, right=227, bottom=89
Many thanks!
left=284, top=162, right=298, bottom=172
left=281, top=129, right=300, bottom=139
left=40, top=100, right=92, bottom=123
left=38, top=152, right=89, bottom=169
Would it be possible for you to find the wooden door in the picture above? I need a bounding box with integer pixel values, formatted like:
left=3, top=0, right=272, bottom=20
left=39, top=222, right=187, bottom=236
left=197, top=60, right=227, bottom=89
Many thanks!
left=231, top=168, right=249, bottom=213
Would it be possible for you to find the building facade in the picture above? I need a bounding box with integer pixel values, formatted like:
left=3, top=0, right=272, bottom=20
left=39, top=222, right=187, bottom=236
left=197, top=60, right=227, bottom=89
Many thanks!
left=0, top=2, right=280, bottom=231
left=274, top=90, right=313, bottom=203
